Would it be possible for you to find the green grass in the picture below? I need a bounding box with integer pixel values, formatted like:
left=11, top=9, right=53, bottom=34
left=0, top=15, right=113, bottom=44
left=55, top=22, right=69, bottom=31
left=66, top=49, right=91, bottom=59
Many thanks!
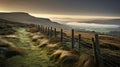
left=4, top=28, right=56, bottom=67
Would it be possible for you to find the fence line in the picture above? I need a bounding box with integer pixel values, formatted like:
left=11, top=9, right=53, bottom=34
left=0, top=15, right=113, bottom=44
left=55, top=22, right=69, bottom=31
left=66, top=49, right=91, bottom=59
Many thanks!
left=0, top=23, right=118, bottom=67
left=24, top=23, right=118, bottom=67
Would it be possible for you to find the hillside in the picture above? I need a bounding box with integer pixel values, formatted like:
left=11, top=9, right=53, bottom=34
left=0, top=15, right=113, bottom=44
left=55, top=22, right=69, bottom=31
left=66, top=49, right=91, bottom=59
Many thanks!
left=0, top=12, right=69, bottom=29
left=0, top=19, right=120, bottom=67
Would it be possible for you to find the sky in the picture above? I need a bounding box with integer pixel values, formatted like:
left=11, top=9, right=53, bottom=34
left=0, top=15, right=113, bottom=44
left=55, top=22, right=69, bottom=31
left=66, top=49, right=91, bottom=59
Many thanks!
left=0, top=0, right=120, bottom=19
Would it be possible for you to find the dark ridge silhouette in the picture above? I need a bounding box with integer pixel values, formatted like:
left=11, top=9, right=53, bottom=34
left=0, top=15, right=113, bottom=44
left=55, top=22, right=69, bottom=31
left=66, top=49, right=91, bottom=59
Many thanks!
left=0, top=12, right=70, bottom=29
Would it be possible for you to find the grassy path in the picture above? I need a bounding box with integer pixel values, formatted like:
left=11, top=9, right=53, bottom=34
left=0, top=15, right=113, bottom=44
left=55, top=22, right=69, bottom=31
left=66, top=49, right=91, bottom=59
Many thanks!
left=6, top=28, right=55, bottom=67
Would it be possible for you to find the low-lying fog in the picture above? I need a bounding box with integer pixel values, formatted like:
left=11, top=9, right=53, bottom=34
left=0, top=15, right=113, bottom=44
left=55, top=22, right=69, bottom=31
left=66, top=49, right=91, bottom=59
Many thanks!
left=51, top=18, right=120, bottom=33
left=65, top=22, right=120, bottom=33
left=66, top=22, right=119, bottom=28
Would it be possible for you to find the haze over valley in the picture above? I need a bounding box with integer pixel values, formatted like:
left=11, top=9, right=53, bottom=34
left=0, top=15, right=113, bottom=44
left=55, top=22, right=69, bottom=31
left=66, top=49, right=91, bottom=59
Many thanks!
left=0, top=12, right=120, bottom=35
left=0, top=0, right=120, bottom=67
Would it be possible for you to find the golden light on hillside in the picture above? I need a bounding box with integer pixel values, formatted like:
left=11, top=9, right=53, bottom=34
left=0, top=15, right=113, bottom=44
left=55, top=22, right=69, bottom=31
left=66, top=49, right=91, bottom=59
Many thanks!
left=0, top=10, right=11, bottom=12
left=31, top=13, right=120, bottom=20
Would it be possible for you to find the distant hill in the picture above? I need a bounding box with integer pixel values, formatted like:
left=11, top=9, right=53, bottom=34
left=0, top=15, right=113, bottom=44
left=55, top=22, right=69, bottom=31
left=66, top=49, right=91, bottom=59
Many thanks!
left=78, top=19, right=120, bottom=25
left=0, top=12, right=69, bottom=29
left=0, top=18, right=20, bottom=24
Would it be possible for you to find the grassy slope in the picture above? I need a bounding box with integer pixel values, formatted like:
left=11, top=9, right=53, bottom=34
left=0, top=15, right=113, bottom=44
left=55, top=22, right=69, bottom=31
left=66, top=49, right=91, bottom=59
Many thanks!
left=63, top=29, right=120, bottom=48
left=0, top=18, right=119, bottom=67
left=5, top=28, right=55, bottom=67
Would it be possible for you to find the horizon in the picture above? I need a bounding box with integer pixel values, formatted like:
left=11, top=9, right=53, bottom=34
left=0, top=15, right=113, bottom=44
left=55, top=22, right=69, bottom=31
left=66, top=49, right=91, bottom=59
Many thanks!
left=0, top=0, right=120, bottom=33
left=1, top=11, right=120, bottom=23
left=0, top=0, right=120, bottom=67
left=0, top=11, right=119, bottom=33
left=0, top=0, right=120, bottom=21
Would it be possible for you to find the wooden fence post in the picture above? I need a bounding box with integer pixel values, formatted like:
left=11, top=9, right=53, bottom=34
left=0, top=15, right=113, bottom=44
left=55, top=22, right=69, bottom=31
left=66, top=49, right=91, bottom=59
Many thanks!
left=92, top=33, right=100, bottom=67
left=41, top=25, right=43, bottom=32
left=37, top=25, right=39, bottom=30
left=41, top=25, right=42, bottom=32
left=42, top=26, right=44, bottom=33
left=50, top=27, right=53, bottom=37
left=43, top=26, right=45, bottom=33
left=45, top=27, right=47, bottom=34
left=71, top=29, right=75, bottom=49
left=78, top=34, right=81, bottom=49
left=54, top=28, right=57, bottom=37
left=95, top=34, right=100, bottom=54
left=48, top=27, right=50, bottom=36
left=61, top=29, right=63, bottom=42
left=38, top=25, right=40, bottom=30
left=39, top=25, right=41, bottom=31
left=41, top=26, right=43, bottom=32
left=40, top=25, right=41, bottom=31
left=44, top=26, right=46, bottom=33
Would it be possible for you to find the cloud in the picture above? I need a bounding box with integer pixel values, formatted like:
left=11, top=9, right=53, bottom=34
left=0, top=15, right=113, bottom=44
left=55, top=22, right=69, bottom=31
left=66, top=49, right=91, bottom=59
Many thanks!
left=0, top=0, right=120, bottom=16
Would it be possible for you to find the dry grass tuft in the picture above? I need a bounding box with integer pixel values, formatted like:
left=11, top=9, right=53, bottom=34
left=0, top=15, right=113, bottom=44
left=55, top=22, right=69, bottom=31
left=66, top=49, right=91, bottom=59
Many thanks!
left=50, top=50, right=79, bottom=67
left=50, top=50, right=64, bottom=61
left=76, top=54, right=105, bottom=67
left=38, top=39, right=49, bottom=48
left=5, top=47, right=26, bottom=58
left=0, top=38, right=14, bottom=47
left=38, top=44, right=48, bottom=48
left=0, top=24, right=16, bottom=35
left=32, top=35, right=44, bottom=42
left=46, top=43, right=60, bottom=49
left=49, top=37, right=61, bottom=44
left=59, top=54, right=79, bottom=67
left=0, top=38, right=26, bottom=58
left=26, top=27, right=38, bottom=33
left=29, top=32, right=41, bottom=37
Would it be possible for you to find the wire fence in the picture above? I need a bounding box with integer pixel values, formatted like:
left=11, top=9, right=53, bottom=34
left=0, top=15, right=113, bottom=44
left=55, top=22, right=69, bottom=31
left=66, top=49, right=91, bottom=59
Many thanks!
left=0, top=22, right=119, bottom=67
left=33, top=24, right=119, bottom=67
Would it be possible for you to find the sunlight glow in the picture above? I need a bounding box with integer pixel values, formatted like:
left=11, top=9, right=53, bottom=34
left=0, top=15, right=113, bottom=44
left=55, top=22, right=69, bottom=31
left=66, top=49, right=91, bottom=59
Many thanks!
left=0, top=10, right=13, bottom=12
left=31, top=13, right=120, bottom=20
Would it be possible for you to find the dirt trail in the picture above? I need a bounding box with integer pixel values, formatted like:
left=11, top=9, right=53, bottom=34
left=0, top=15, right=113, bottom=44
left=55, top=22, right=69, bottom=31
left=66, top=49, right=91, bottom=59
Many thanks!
left=6, top=28, right=55, bottom=67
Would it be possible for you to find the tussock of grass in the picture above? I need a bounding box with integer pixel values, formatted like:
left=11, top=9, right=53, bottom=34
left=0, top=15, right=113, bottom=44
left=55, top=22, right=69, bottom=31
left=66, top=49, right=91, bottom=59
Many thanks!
left=0, top=38, right=16, bottom=47
left=0, top=40, right=10, bottom=47
left=58, top=50, right=79, bottom=62
left=2, top=35, right=19, bottom=39
left=5, top=47, right=25, bottom=58
left=38, top=39, right=49, bottom=47
left=46, top=43, right=61, bottom=50
left=0, top=25, right=16, bottom=35
left=38, top=44, right=48, bottom=48
left=0, top=29, right=15, bottom=35
left=29, top=32, right=41, bottom=38
left=59, top=55, right=78, bottom=67
left=50, top=50, right=79, bottom=67
left=32, top=35, right=44, bottom=42
left=26, top=27, right=38, bottom=33
left=76, top=54, right=105, bottom=67
left=49, top=37, right=61, bottom=44
left=50, top=50, right=63, bottom=61
left=0, top=37, right=25, bottom=58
